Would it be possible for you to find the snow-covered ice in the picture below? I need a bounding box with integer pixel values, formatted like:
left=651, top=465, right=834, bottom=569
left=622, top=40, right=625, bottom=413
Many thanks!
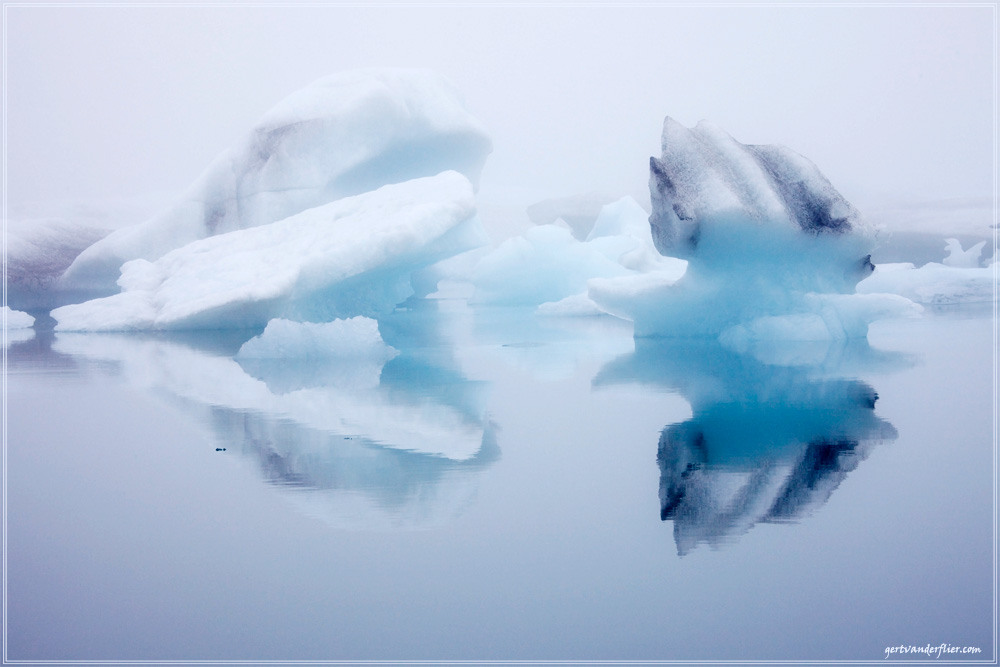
left=52, top=172, right=487, bottom=331
left=60, top=69, right=492, bottom=294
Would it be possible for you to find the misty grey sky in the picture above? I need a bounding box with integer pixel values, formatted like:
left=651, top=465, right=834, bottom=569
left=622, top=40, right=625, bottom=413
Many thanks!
left=4, top=3, right=995, bottom=225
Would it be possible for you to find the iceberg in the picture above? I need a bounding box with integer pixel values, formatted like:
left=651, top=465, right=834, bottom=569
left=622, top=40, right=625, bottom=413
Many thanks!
left=60, top=68, right=492, bottom=294
left=52, top=172, right=487, bottom=331
left=590, top=117, right=917, bottom=339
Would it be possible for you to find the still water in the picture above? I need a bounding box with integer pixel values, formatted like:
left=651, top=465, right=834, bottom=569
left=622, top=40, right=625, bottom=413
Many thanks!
left=4, top=296, right=995, bottom=662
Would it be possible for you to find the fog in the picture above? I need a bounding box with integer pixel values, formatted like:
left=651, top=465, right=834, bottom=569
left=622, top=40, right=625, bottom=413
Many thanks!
left=4, top=5, right=995, bottom=231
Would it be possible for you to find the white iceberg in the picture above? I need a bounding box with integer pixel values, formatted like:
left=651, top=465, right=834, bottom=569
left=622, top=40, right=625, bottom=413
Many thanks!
left=60, top=68, right=492, bottom=294
left=52, top=172, right=487, bottom=332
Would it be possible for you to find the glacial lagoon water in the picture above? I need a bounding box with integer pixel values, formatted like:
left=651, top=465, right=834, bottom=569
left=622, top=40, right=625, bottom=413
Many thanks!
left=4, top=295, right=995, bottom=662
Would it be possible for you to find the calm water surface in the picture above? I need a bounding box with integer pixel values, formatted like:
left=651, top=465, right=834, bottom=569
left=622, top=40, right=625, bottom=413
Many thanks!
left=4, top=298, right=995, bottom=662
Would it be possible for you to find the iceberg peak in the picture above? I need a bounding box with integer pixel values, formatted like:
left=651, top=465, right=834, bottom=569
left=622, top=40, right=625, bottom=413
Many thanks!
left=649, top=117, right=866, bottom=259
left=60, top=68, right=492, bottom=295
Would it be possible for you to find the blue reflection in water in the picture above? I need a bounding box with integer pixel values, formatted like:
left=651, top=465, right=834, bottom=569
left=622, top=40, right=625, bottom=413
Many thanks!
left=596, top=337, right=909, bottom=555
left=45, top=302, right=499, bottom=529
left=17, top=296, right=915, bottom=546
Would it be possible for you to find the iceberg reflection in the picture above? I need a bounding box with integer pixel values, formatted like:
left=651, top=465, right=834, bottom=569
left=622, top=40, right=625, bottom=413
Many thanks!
left=52, top=314, right=498, bottom=529
left=596, top=338, right=904, bottom=555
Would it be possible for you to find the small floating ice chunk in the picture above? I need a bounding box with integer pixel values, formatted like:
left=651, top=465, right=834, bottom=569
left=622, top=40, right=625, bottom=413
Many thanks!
left=236, top=317, right=399, bottom=361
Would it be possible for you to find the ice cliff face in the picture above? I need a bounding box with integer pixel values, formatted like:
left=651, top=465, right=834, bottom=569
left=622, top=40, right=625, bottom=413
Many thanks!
left=60, top=69, right=492, bottom=294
